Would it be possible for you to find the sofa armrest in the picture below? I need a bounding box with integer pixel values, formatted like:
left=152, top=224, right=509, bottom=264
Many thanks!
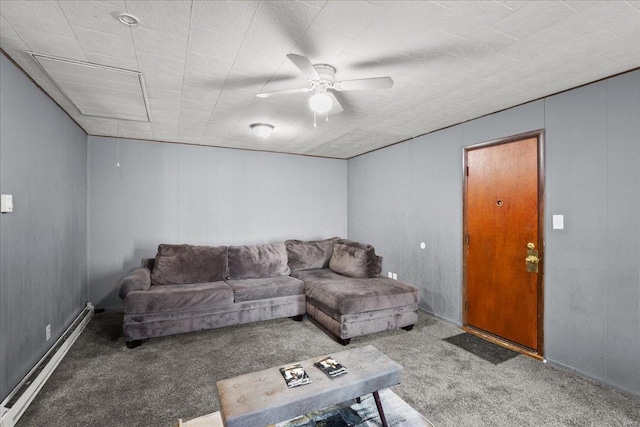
left=118, top=267, right=151, bottom=299
left=375, top=255, right=383, bottom=276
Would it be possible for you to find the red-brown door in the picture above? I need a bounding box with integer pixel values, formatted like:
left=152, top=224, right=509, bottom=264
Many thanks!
left=464, top=135, right=542, bottom=352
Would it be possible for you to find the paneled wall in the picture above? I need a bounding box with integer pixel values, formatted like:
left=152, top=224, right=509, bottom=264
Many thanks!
left=348, top=70, right=640, bottom=395
left=544, top=71, right=640, bottom=394
left=87, top=137, right=348, bottom=309
left=0, top=54, right=87, bottom=400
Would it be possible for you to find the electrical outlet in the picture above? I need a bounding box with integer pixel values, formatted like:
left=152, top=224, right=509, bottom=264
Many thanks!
left=392, top=273, right=398, bottom=280
left=46, top=324, right=51, bottom=341
left=387, top=272, right=393, bottom=278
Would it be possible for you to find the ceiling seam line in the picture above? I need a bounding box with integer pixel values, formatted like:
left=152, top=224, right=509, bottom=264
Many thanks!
left=177, top=0, right=195, bottom=143
left=200, top=1, right=262, bottom=144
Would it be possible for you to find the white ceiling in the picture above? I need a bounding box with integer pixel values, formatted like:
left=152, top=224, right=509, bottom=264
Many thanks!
left=1, top=1, right=639, bottom=159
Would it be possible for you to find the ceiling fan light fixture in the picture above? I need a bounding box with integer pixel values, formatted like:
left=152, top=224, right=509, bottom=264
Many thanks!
left=250, top=123, right=274, bottom=138
left=309, top=92, right=333, bottom=113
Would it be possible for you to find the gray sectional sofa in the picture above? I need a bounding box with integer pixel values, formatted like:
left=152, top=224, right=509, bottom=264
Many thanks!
left=118, top=238, right=419, bottom=348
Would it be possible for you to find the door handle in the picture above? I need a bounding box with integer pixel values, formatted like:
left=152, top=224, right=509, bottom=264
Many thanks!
left=526, top=242, right=539, bottom=273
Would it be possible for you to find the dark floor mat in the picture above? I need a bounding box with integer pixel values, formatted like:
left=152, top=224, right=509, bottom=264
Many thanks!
left=443, top=333, right=519, bottom=365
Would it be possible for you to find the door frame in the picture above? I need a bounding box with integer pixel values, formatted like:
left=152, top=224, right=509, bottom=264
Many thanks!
left=462, top=129, right=546, bottom=357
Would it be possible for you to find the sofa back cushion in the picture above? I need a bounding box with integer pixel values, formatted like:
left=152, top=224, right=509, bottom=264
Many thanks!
left=285, top=237, right=340, bottom=271
left=227, top=242, right=291, bottom=280
left=141, top=258, right=155, bottom=270
left=151, top=244, right=228, bottom=285
left=329, top=240, right=381, bottom=278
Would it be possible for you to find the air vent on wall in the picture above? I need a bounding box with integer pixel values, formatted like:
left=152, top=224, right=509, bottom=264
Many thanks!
left=28, top=52, right=150, bottom=122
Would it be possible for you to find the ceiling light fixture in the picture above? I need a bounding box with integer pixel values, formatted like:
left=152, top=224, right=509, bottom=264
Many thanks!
left=309, top=91, right=333, bottom=114
left=117, top=13, right=139, bottom=26
left=250, top=123, right=274, bottom=138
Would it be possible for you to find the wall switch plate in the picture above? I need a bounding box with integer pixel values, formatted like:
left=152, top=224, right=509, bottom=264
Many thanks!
left=387, top=272, right=393, bottom=278
left=553, top=215, right=564, bottom=230
left=392, top=273, right=397, bottom=280
left=1, top=194, right=13, bottom=213
left=45, top=324, right=51, bottom=341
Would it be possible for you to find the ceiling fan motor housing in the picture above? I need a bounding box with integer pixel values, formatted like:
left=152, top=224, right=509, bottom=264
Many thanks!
left=313, top=64, right=336, bottom=87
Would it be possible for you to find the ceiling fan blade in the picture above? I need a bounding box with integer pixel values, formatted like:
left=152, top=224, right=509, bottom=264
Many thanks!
left=335, top=77, right=394, bottom=91
left=327, top=92, right=344, bottom=115
left=256, top=87, right=313, bottom=98
left=287, top=54, right=320, bottom=80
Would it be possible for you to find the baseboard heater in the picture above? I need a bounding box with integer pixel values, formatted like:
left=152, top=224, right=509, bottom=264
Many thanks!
left=1, top=302, right=94, bottom=427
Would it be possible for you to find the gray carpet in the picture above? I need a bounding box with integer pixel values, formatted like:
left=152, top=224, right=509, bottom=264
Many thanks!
left=16, top=311, right=640, bottom=427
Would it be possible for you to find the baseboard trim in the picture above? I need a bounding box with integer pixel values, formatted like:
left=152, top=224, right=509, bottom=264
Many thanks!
left=0, top=303, right=94, bottom=427
left=417, top=306, right=462, bottom=327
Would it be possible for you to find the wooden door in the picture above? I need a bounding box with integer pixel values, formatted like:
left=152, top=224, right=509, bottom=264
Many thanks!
left=464, top=133, right=543, bottom=352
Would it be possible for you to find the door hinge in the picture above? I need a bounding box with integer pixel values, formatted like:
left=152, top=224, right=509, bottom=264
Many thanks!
left=466, top=166, right=469, bottom=176
left=465, top=234, right=469, bottom=245
left=464, top=300, right=468, bottom=312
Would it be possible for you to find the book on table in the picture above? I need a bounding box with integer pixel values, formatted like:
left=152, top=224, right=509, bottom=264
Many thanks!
left=279, top=363, right=311, bottom=388
left=314, top=356, right=348, bottom=378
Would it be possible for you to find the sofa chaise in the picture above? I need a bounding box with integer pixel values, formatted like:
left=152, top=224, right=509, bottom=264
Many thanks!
left=118, top=238, right=419, bottom=348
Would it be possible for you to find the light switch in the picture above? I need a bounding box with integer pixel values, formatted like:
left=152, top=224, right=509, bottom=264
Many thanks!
left=553, top=215, right=564, bottom=230
left=1, top=194, right=13, bottom=213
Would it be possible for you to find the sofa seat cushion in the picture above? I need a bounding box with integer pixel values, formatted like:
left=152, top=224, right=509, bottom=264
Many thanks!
left=225, top=276, right=305, bottom=302
left=124, top=281, right=234, bottom=313
left=151, top=244, right=228, bottom=285
left=304, top=277, right=419, bottom=318
left=291, top=268, right=346, bottom=282
left=227, top=242, right=290, bottom=279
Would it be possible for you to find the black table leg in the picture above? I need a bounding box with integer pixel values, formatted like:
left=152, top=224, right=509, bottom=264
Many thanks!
left=372, top=390, right=388, bottom=427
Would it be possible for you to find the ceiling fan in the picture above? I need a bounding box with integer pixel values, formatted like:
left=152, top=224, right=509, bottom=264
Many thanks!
left=256, top=54, right=394, bottom=124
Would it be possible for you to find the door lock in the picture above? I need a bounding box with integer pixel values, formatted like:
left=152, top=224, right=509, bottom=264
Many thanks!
left=526, top=242, right=539, bottom=273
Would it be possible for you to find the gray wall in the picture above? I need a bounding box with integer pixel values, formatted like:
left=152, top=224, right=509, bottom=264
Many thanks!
left=0, top=54, right=87, bottom=400
left=87, top=137, right=348, bottom=309
left=348, top=70, right=640, bottom=395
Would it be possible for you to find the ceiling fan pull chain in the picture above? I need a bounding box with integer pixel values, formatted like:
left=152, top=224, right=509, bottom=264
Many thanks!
left=313, top=112, right=317, bottom=128
left=326, top=112, right=329, bottom=122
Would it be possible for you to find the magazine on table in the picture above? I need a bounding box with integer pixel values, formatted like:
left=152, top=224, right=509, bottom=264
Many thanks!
left=279, top=363, right=312, bottom=388
left=314, top=356, right=348, bottom=378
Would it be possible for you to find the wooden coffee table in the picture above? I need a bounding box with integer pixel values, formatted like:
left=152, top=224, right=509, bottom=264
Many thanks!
left=216, top=345, right=402, bottom=427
